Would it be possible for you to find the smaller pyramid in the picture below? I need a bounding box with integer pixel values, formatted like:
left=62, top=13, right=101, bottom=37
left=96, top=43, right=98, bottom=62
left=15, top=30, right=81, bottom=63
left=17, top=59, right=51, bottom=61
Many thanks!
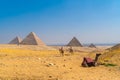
left=89, top=43, right=96, bottom=48
left=9, top=36, right=22, bottom=44
left=67, top=37, right=82, bottom=47
left=20, top=32, right=46, bottom=45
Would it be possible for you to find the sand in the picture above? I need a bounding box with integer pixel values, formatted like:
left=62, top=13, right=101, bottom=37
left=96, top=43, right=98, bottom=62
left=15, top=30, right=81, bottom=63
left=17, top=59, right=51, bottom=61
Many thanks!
left=0, top=45, right=119, bottom=80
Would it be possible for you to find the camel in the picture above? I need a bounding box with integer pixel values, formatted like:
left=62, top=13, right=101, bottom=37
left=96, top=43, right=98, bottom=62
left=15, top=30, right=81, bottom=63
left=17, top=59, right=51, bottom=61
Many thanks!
left=81, top=53, right=101, bottom=67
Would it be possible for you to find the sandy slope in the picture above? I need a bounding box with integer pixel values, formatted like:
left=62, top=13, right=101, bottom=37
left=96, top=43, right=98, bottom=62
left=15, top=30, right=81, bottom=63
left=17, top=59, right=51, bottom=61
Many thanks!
left=0, top=53, right=120, bottom=80
left=0, top=45, right=119, bottom=80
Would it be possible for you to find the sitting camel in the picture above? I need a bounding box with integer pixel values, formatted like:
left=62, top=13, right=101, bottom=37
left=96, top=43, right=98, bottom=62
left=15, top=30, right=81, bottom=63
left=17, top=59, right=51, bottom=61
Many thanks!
left=81, top=53, right=101, bottom=67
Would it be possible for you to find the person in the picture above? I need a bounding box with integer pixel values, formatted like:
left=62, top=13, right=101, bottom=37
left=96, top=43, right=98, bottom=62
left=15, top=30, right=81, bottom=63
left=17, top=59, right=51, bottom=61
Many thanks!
left=17, top=43, right=20, bottom=46
left=69, top=47, right=73, bottom=54
left=59, top=47, right=64, bottom=56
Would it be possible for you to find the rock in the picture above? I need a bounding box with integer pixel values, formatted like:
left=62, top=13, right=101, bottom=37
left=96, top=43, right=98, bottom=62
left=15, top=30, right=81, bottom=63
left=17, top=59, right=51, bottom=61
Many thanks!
left=38, top=58, right=41, bottom=60
left=49, top=63, right=54, bottom=66
left=64, top=59, right=66, bottom=61
left=108, top=69, right=111, bottom=71
left=70, top=67, right=72, bottom=69
left=49, top=76, right=52, bottom=78
left=63, top=65, right=66, bottom=67
left=46, top=63, right=54, bottom=67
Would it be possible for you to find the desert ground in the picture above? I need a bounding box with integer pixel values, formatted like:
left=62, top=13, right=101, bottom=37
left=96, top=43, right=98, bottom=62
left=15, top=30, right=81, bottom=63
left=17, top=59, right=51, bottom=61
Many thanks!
left=0, top=44, right=120, bottom=80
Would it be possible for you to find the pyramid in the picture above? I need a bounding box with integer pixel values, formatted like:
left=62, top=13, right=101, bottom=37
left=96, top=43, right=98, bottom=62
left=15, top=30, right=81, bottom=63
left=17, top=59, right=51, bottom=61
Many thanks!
left=89, top=43, right=96, bottom=48
left=9, top=36, right=22, bottom=44
left=67, top=37, right=82, bottom=47
left=20, top=32, right=46, bottom=45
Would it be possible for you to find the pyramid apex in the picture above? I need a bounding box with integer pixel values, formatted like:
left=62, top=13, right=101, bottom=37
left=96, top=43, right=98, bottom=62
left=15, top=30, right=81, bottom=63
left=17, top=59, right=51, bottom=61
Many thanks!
left=30, top=32, right=34, bottom=33
left=30, top=32, right=35, bottom=34
left=72, top=37, right=77, bottom=39
left=16, top=36, right=20, bottom=39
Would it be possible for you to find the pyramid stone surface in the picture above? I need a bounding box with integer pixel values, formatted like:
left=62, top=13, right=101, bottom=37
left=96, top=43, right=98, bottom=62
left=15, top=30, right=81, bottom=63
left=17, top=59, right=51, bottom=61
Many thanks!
left=67, top=37, right=82, bottom=47
left=89, top=43, right=96, bottom=48
left=9, top=36, right=22, bottom=44
left=20, top=32, right=46, bottom=45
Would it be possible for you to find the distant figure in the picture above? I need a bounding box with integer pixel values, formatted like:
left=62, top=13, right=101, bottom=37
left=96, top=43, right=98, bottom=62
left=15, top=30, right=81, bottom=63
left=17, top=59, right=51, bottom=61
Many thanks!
left=59, top=47, right=64, bottom=56
left=69, top=47, right=73, bottom=54
left=17, top=43, right=20, bottom=46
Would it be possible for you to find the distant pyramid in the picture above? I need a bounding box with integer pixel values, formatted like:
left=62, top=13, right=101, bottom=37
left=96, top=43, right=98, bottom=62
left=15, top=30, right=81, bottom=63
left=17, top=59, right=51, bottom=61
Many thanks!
left=67, top=37, right=83, bottom=47
left=20, top=32, right=46, bottom=45
left=9, top=36, right=22, bottom=44
left=89, top=43, right=96, bottom=48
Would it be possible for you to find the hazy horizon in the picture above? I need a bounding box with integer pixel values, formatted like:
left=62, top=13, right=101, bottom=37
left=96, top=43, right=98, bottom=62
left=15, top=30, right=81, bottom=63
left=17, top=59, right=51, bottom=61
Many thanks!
left=1, top=0, right=120, bottom=45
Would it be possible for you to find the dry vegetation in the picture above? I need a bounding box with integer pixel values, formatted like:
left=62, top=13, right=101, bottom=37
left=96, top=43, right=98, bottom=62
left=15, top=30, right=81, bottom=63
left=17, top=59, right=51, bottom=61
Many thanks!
left=98, top=46, right=120, bottom=66
left=0, top=44, right=120, bottom=80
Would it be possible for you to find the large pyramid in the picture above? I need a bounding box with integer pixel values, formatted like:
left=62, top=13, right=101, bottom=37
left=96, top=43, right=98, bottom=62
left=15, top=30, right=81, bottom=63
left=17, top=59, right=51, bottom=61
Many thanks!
left=67, top=37, right=83, bottom=47
left=9, top=36, right=22, bottom=44
left=20, top=32, right=46, bottom=45
left=89, top=43, right=96, bottom=48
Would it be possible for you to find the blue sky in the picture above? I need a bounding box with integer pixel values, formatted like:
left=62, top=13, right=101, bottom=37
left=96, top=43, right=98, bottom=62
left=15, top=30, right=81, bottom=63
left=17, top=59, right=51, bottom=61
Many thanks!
left=0, top=0, right=120, bottom=45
